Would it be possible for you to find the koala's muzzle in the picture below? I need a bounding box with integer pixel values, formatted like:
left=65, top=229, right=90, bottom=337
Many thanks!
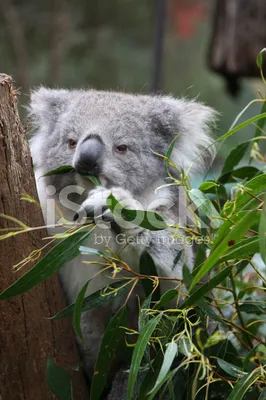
left=75, top=137, right=103, bottom=175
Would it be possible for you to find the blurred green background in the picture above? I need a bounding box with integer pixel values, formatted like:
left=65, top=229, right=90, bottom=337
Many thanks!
left=0, top=0, right=263, bottom=170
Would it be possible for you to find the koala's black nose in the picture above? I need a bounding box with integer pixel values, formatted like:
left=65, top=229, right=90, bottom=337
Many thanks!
left=75, top=137, right=103, bottom=175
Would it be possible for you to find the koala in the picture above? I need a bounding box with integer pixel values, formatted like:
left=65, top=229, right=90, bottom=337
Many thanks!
left=29, top=88, right=216, bottom=395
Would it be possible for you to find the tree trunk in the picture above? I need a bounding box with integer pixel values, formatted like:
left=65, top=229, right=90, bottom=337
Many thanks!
left=208, top=0, right=266, bottom=78
left=0, top=74, right=89, bottom=399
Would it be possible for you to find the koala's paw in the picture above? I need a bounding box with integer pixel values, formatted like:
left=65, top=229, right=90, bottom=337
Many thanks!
left=74, top=186, right=143, bottom=233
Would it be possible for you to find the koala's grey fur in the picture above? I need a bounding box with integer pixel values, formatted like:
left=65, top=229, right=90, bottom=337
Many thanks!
left=29, top=88, right=217, bottom=397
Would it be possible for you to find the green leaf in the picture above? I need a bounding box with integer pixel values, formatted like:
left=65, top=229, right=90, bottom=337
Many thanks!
left=181, top=266, right=232, bottom=308
left=136, top=352, right=164, bottom=399
left=107, top=194, right=167, bottom=231
left=204, top=331, right=227, bottom=349
left=0, top=227, right=94, bottom=299
left=73, top=280, right=90, bottom=342
left=194, top=244, right=206, bottom=269
left=197, top=298, right=226, bottom=326
left=139, top=251, right=160, bottom=301
left=219, top=236, right=260, bottom=263
left=257, top=48, right=266, bottom=69
left=199, top=181, right=219, bottom=191
left=259, top=198, right=266, bottom=264
left=258, top=387, right=266, bottom=400
left=52, top=280, right=132, bottom=320
left=46, top=355, right=72, bottom=400
left=218, top=113, right=266, bottom=142
left=85, top=175, right=101, bottom=186
left=219, top=166, right=260, bottom=184
left=164, top=134, right=180, bottom=176
left=243, top=344, right=266, bottom=371
left=43, top=165, right=74, bottom=177
left=254, top=102, right=266, bottom=137
left=139, top=294, right=152, bottom=331
left=188, top=189, right=221, bottom=229
left=227, top=369, right=261, bottom=400
left=190, top=210, right=259, bottom=290
left=139, top=295, right=152, bottom=364
left=153, top=290, right=178, bottom=310
left=148, top=342, right=177, bottom=395
left=182, top=264, right=192, bottom=289
left=217, top=358, right=246, bottom=379
left=223, top=174, right=266, bottom=216
left=221, top=142, right=250, bottom=175
left=213, top=210, right=259, bottom=252
left=127, top=314, right=162, bottom=400
left=146, top=367, right=178, bottom=400
left=90, top=307, right=127, bottom=400
left=199, top=181, right=227, bottom=200
left=235, top=260, right=249, bottom=277
left=238, top=302, right=266, bottom=315
left=43, top=165, right=101, bottom=186
left=79, top=245, right=108, bottom=257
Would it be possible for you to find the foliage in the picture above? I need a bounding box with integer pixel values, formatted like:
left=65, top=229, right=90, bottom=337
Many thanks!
left=2, top=53, right=266, bottom=400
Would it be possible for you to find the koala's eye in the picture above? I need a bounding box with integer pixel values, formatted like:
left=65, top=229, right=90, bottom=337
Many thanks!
left=116, top=144, right=128, bottom=153
left=68, top=138, right=77, bottom=149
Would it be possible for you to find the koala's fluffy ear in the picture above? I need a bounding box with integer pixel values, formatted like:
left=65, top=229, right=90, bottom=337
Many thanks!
left=157, top=97, right=218, bottom=173
left=29, top=87, right=69, bottom=129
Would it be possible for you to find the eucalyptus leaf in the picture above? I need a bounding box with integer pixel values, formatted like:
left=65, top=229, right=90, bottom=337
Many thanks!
left=73, top=280, right=90, bottom=342
left=219, top=166, right=260, bottom=184
left=190, top=210, right=259, bottom=289
left=257, top=49, right=265, bottom=68
left=146, top=366, right=179, bottom=400
left=217, top=113, right=266, bottom=142
left=43, top=165, right=101, bottom=186
left=43, top=165, right=74, bottom=177
left=0, top=227, right=94, bottom=299
left=259, top=199, right=266, bottom=264
left=199, top=181, right=219, bottom=191
left=79, top=245, right=108, bottom=257
left=182, top=266, right=232, bottom=308
left=139, top=251, right=160, bottom=300
left=212, top=211, right=258, bottom=251
left=148, top=342, right=177, bottom=395
left=136, top=352, right=164, bottom=400
left=153, top=290, right=178, bottom=310
left=107, top=194, right=167, bottom=231
left=127, top=314, right=162, bottom=400
left=194, top=244, right=206, bottom=269
left=85, top=175, right=101, bottom=186
left=254, top=101, right=266, bottom=137
left=90, top=307, right=127, bottom=400
left=227, top=369, right=261, bottom=400
left=199, top=181, right=227, bottom=200
left=46, top=355, right=72, bottom=400
left=258, top=387, right=266, bottom=400
left=221, top=142, right=249, bottom=175
left=219, top=236, right=260, bottom=263
left=238, top=302, right=266, bottom=315
left=243, top=344, right=266, bottom=371
left=52, top=280, right=131, bottom=320
left=223, top=173, right=266, bottom=216
left=188, top=189, right=221, bottom=229
left=164, top=134, right=180, bottom=176
left=257, top=48, right=266, bottom=69
left=217, top=358, right=246, bottom=379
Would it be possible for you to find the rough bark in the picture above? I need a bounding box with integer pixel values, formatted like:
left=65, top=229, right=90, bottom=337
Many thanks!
left=208, top=0, right=266, bottom=78
left=0, top=74, right=89, bottom=399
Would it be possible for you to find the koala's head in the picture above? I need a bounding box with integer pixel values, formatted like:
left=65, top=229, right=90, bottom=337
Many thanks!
left=29, top=88, right=217, bottom=195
